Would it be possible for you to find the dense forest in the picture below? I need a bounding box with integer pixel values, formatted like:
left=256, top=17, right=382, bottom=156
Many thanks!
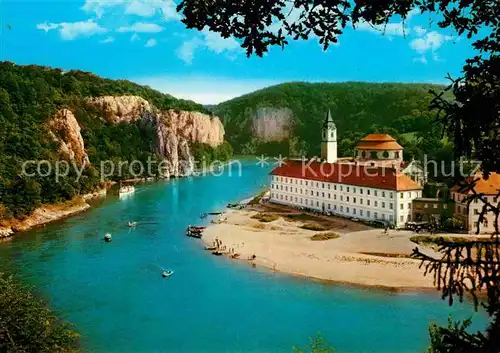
left=214, top=82, right=452, bottom=161
left=0, top=62, right=214, bottom=220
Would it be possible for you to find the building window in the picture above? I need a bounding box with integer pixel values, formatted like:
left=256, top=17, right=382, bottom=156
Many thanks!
left=340, top=186, right=343, bottom=191
left=328, top=184, right=330, bottom=189
left=317, top=201, right=319, bottom=207
left=360, top=210, right=363, bottom=216
left=353, top=187, right=356, bottom=193
left=346, top=207, right=350, bottom=213
left=360, top=188, right=363, bottom=194
left=334, top=194, right=337, bottom=200
left=340, top=206, right=343, bottom=212
left=367, top=200, right=370, bottom=206
left=395, top=152, right=400, bottom=159
left=285, top=195, right=288, bottom=201
left=322, top=192, right=325, bottom=197
left=367, top=190, right=370, bottom=196
left=353, top=208, right=356, bottom=215
left=353, top=197, right=357, bottom=204
left=390, top=203, right=393, bottom=209
left=389, top=215, right=393, bottom=221
left=374, top=212, right=378, bottom=218
left=334, top=185, right=337, bottom=191
left=400, top=204, right=404, bottom=210
left=400, top=215, right=404, bottom=222
left=382, top=202, right=385, bottom=208
left=367, top=211, right=371, bottom=217
left=374, top=201, right=378, bottom=207
left=322, top=183, right=325, bottom=188
left=360, top=199, right=363, bottom=205
left=334, top=205, right=337, bottom=210
left=328, top=204, right=331, bottom=209
left=474, top=209, right=479, bottom=215
left=390, top=192, right=393, bottom=198
left=347, top=187, right=350, bottom=192
left=316, top=182, right=319, bottom=188
left=305, top=199, right=308, bottom=205
left=316, top=192, right=319, bottom=197
left=340, top=196, right=343, bottom=201
left=374, top=191, right=378, bottom=197
left=347, top=196, right=350, bottom=202
left=400, top=193, right=403, bottom=199
left=382, top=191, right=385, bottom=197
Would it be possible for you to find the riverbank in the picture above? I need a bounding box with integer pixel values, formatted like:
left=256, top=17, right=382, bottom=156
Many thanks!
left=0, top=188, right=107, bottom=238
left=202, top=208, right=440, bottom=290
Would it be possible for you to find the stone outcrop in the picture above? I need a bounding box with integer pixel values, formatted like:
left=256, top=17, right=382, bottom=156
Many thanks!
left=86, top=96, right=225, bottom=177
left=48, top=109, right=89, bottom=166
left=252, top=107, right=292, bottom=141
left=86, top=96, right=153, bottom=123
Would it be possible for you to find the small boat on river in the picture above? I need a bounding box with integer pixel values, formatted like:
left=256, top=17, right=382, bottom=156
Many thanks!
left=104, top=233, right=112, bottom=242
left=162, top=270, right=174, bottom=278
left=128, top=221, right=137, bottom=227
left=119, top=184, right=135, bottom=198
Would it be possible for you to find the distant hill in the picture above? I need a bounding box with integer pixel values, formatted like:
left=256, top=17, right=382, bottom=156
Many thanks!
left=214, top=81, right=447, bottom=156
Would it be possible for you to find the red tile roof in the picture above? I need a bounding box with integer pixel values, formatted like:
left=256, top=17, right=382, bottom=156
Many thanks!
left=451, top=172, right=500, bottom=195
left=356, top=133, right=403, bottom=150
left=270, top=160, right=422, bottom=191
left=360, top=133, right=396, bottom=142
left=356, top=141, right=404, bottom=150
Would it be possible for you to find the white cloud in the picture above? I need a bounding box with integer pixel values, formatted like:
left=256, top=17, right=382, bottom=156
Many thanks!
left=132, top=75, right=279, bottom=104
left=100, top=36, right=115, bottom=44
left=82, top=0, right=180, bottom=21
left=117, top=22, right=164, bottom=33
left=413, top=25, right=427, bottom=36
left=36, top=22, right=59, bottom=32
left=145, top=38, right=157, bottom=47
left=125, top=0, right=157, bottom=17
left=413, top=55, right=428, bottom=64
left=410, top=31, right=453, bottom=53
left=81, top=0, right=126, bottom=18
left=356, top=21, right=410, bottom=37
left=130, top=33, right=140, bottom=41
left=36, top=20, right=107, bottom=40
left=160, top=0, right=181, bottom=21
left=177, top=29, right=240, bottom=64
left=177, top=37, right=203, bottom=64
left=202, top=29, right=239, bottom=53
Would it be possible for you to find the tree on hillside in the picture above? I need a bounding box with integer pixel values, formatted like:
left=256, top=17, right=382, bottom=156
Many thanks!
left=176, top=0, right=499, bottom=351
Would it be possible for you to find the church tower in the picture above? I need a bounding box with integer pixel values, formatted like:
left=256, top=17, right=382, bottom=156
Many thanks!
left=320, top=109, right=337, bottom=163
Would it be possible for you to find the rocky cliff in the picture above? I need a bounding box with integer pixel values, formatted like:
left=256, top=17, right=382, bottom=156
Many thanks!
left=251, top=107, right=293, bottom=141
left=48, top=109, right=90, bottom=167
left=49, top=95, right=225, bottom=177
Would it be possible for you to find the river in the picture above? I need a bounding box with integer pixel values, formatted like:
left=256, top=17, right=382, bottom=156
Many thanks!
left=0, top=161, right=487, bottom=352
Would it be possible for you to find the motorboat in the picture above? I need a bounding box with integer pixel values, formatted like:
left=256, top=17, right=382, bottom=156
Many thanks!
left=162, top=270, right=174, bottom=278
left=104, top=233, right=112, bottom=242
left=119, top=184, right=135, bottom=197
left=128, top=221, right=137, bottom=227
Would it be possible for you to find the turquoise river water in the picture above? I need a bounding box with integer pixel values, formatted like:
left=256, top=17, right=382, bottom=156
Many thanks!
left=0, top=161, right=487, bottom=353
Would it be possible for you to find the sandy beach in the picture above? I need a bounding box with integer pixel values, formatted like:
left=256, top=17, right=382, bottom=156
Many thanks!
left=202, top=207, right=441, bottom=290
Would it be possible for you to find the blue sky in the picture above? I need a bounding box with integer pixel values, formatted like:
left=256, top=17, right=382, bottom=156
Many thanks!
left=0, top=0, right=475, bottom=104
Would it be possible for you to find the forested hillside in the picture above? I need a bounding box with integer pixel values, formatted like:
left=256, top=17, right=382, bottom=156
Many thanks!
left=0, top=62, right=211, bottom=219
left=215, top=82, right=449, bottom=158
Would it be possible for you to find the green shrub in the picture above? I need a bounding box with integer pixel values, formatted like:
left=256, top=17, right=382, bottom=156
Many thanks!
left=0, top=272, right=80, bottom=352
left=251, top=213, right=280, bottom=222
left=311, top=232, right=340, bottom=241
left=301, top=223, right=327, bottom=231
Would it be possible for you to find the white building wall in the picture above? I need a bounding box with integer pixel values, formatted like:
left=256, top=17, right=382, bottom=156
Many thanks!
left=269, top=175, right=420, bottom=227
left=452, top=191, right=499, bottom=234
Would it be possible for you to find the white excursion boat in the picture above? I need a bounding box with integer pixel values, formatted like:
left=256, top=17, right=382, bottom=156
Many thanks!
left=119, top=184, right=135, bottom=197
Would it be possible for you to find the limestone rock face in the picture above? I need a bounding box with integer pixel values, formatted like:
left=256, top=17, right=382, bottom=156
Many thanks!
left=252, top=107, right=293, bottom=141
left=48, top=109, right=89, bottom=166
left=86, top=95, right=154, bottom=123
left=85, top=96, right=224, bottom=177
